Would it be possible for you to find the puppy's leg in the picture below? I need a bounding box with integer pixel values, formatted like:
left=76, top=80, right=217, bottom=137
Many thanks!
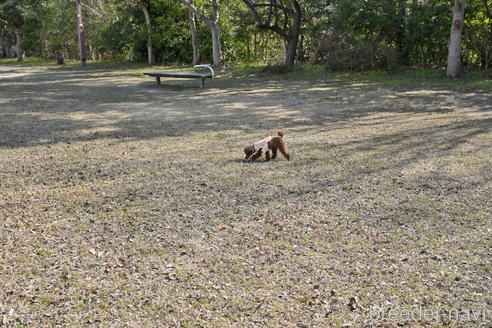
left=278, top=143, right=291, bottom=161
left=265, top=151, right=271, bottom=161
left=271, top=147, right=278, bottom=159
left=250, top=149, right=263, bottom=162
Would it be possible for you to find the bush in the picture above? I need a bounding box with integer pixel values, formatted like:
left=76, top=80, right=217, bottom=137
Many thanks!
left=260, top=64, right=294, bottom=74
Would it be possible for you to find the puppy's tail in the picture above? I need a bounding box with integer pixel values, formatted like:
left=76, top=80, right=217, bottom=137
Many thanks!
left=277, top=130, right=284, bottom=138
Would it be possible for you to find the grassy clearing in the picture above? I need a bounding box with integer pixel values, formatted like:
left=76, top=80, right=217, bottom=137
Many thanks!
left=0, top=63, right=491, bottom=327
left=231, top=63, right=492, bottom=92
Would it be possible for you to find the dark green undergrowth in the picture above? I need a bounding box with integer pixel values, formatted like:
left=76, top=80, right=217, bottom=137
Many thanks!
left=0, top=57, right=195, bottom=71
left=231, top=63, right=492, bottom=93
left=0, top=57, right=82, bottom=67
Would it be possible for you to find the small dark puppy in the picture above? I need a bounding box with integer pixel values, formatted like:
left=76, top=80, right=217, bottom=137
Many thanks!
left=244, top=130, right=291, bottom=162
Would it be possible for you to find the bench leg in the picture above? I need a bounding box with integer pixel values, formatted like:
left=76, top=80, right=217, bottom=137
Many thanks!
left=156, top=77, right=161, bottom=85
left=200, top=78, right=205, bottom=88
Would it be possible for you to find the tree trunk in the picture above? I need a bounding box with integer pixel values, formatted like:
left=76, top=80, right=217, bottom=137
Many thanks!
left=0, top=30, right=6, bottom=57
left=419, top=44, right=424, bottom=67
left=297, top=33, right=305, bottom=62
left=127, top=1, right=154, bottom=65
left=396, top=0, right=408, bottom=64
left=285, top=38, right=296, bottom=66
left=56, top=51, right=63, bottom=65
left=188, top=6, right=199, bottom=65
left=141, top=5, right=154, bottom=65
left=263, top=35, right=268, bottom=62
left=180, top=0, right=221, bottom=66
left=242, top=0, right=302, bottom=67
left=486, top=47, right=490, bottom=69
left=246, top=36, right=250, bottom=60
left=210, top=24, right=221, bottom=66
left=3, top=31, right=13, bottom=57
left=447, top=0, right=466, bottom=77
left=14, top=30, right=23, bottom=61
left=76, top=0, right=87, bottom=67
left=210, top=0, right=221, bottom=65
left=254, top=33, right=257, bottom=60
left=284, top=2, right=301, bottom=66
left=88, top=42, right=96, bottom=61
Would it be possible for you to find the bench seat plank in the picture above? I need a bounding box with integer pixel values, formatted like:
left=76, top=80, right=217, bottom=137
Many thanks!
left=144, top=71, right=213, bottom=88
left=144, top=72, right=212, bottom=78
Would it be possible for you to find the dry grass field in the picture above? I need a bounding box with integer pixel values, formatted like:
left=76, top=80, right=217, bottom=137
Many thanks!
left=0, top=63, right=491, bottom=327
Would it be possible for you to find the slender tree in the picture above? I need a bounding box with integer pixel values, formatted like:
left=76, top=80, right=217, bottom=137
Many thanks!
left=13, top=27, right=22, bottom=60
left=188, top=3, right=199, bottom=65
left=179, top=0, right=221, bottom=66
left=76, top=0, right=86, bottom=66
left=127, top=0, right=153, bottom=65
left=447, top=0, right=466, bottom=77
left=0, top=18, right=8, bottom=57
left=0, top=0, right=24, bottom=60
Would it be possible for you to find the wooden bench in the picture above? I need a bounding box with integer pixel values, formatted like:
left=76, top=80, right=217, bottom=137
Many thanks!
left=144, top=65, right=214, bottom=88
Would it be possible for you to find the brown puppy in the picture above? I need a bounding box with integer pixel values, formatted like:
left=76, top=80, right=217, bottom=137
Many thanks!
left=244, top=130, right=291, bottom=162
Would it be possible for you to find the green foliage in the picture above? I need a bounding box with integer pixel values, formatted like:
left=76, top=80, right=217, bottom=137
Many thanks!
left=96, top=11, right=139, bottom=61
left=306, top=0, right=491, bottom=70
left=42, top=0, right=76, bottom=55
left=462, top=0, right=492, bottom=68
left=0, top=0, right=490, bottom=70
left=221, top=1, right=285, bottom=64
left=0, top=0, right=25, bottom=28
left=403, top=0, right=450, bottom=66
left=151, top=0, right=197, bottom=63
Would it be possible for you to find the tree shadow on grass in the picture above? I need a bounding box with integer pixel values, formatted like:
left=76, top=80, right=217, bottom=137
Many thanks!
left=0, top=67, right=490, bottom=149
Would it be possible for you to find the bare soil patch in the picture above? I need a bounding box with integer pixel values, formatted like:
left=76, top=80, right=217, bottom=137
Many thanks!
left=1, top=66, right=491, bottom=327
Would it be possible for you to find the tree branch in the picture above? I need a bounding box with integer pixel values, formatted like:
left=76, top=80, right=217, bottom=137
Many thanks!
left=257, top=22, right=288, bottom=39
left=242, top=0, right=265, bottom=27
left=242, top=0, right=291, bottom=39
left=126, top=0, right=144, bottom=9
left=81, top=2, right=106, bottom=18
left=484, top=0, right=492, bottom=18
left=179, top=0, right=213, bottom=27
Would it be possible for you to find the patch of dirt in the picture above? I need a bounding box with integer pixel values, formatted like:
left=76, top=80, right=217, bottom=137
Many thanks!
left=0, top=66, right=491, bottom=327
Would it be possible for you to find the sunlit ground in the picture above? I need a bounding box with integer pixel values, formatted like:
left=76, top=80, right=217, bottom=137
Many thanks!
left=0, top=63, right=491, bottom=327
